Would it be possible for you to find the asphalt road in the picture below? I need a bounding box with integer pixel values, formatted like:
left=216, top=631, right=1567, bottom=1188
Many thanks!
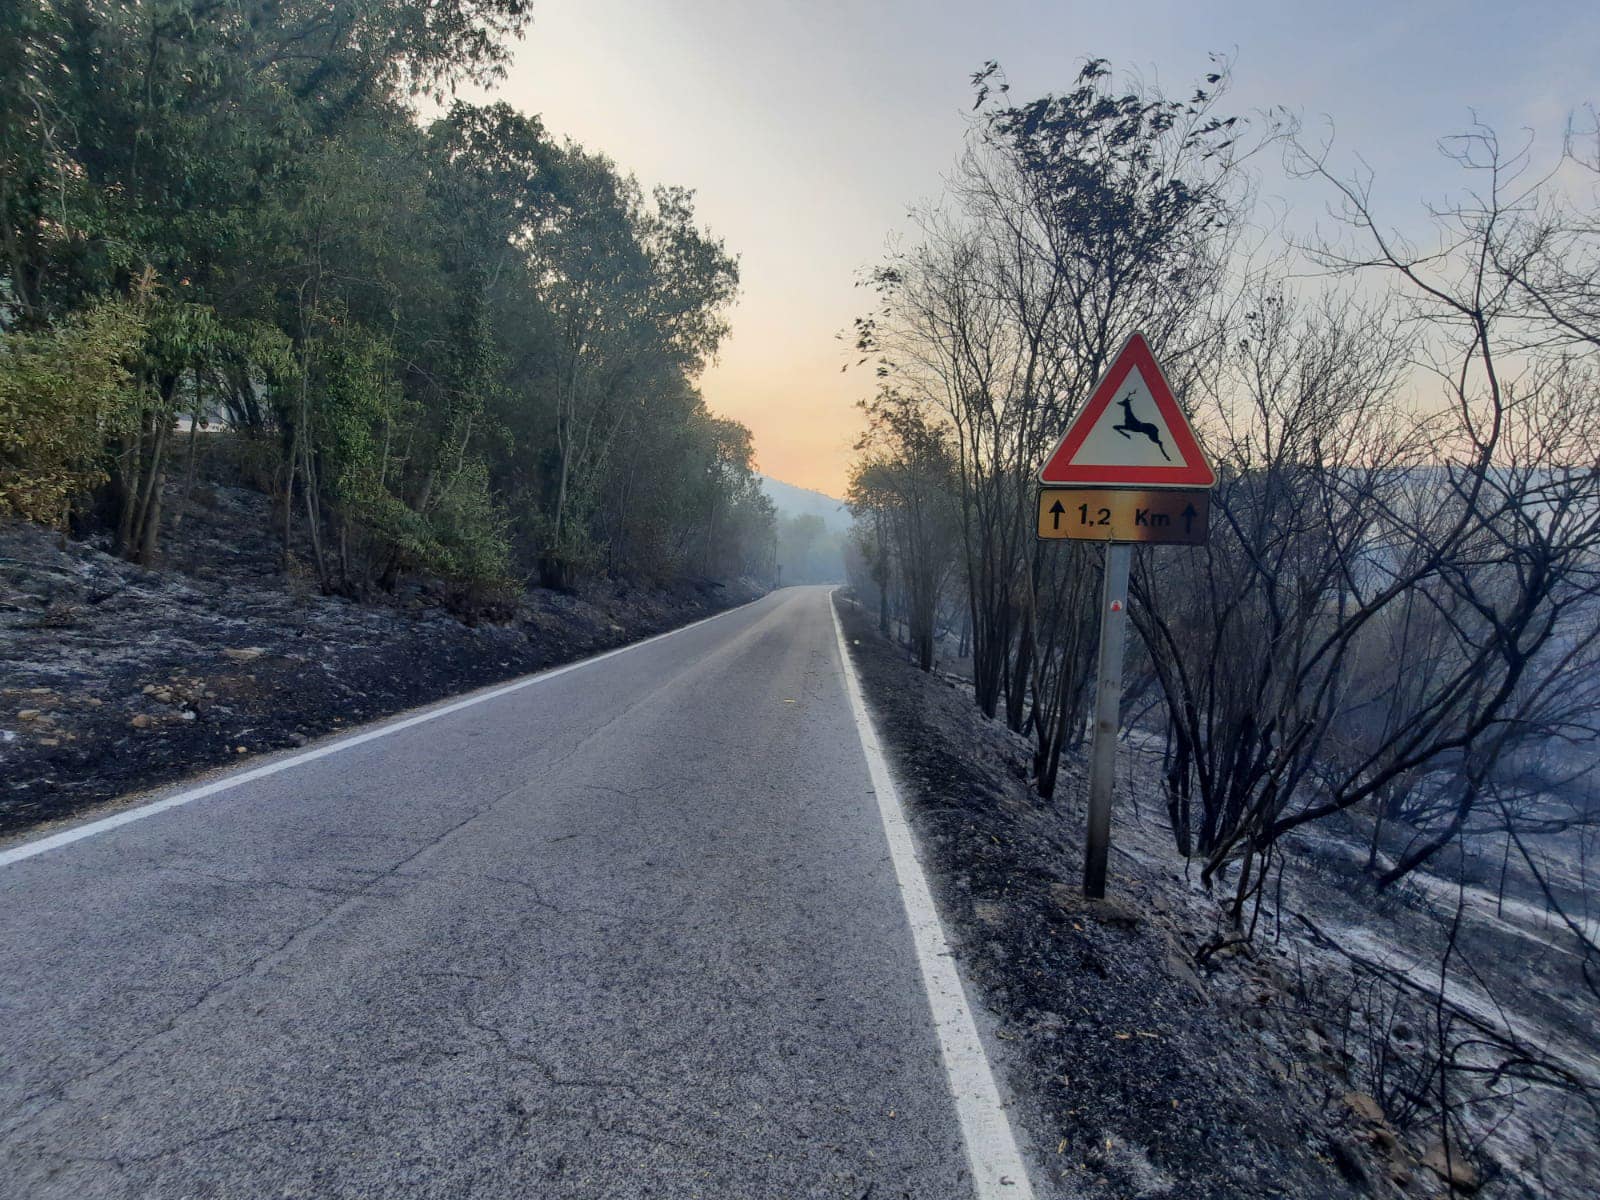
left=0, top=587, right=1008, bottom=1199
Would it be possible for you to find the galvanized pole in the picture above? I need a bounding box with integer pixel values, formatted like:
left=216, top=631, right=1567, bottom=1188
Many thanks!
left=1083, top=542, right=1132, bottom=898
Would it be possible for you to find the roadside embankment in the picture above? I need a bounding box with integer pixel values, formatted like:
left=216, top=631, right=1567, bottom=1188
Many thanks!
left=0, top=501, right=761, bottom=838
left=835, top=591, right=1397, bottom=1200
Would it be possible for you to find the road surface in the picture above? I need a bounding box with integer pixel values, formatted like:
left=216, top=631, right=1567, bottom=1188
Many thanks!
left=0, top=587, right=1029, bottom=1198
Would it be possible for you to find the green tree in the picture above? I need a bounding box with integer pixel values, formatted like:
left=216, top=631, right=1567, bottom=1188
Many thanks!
left=1, top=0, right=765, bottom=607
left=0, top=300, right=145, bottom=525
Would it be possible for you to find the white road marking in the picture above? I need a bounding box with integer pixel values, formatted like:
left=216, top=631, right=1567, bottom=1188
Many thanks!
left=828, top=593, right=1038, bottom=1199
left=0, top=595, right=767, bottom=869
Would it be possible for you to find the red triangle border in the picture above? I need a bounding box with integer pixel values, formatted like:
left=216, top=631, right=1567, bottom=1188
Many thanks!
left=1038, top=332, right=1215, bottom=487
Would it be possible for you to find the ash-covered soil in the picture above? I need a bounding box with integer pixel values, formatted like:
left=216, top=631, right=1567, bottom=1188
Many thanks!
left=0, top=482, right=759, bottom=838
left=834, top=593, right=1496, bottom=1200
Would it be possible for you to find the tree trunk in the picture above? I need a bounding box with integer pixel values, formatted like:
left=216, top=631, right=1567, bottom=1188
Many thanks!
left=172, top=369, right=203, bottom=534
left=128, top=377, right=176, bottom=565
left=1007, top=604, right=1032, bottom=733
left=115, top=427, right=144, bottom=557
left=137, top=461, right=164, bottom=568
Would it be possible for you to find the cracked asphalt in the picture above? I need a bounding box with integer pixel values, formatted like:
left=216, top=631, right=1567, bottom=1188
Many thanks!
left=0, top=587, right=977, bottom=1198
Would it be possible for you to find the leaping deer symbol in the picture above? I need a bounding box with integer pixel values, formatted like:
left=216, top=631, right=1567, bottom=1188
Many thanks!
left=1112, top=391, right=1171, bottom=461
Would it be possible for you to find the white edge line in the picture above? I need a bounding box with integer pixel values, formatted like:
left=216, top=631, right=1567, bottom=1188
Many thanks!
left=0, top=593, right=769, bottom=869
left=828, top=590, right=1038, bottom=1199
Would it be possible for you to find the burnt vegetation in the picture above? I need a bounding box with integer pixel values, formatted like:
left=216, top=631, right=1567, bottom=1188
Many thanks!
left=849, top=59, right=1600, bottom=1196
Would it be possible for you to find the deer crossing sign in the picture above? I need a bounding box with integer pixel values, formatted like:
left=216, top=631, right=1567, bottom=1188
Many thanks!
left=1037, top=332, right=1214, bottom=490
left=1034, top=331, right=1218, bottom=898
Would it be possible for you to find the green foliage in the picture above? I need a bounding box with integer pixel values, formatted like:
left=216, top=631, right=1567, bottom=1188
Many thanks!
left=429, top=458, right=512, bottom=587
left=0, top=0, right=768, bottom=607
left=313, top=320, right=408, bottom=510
left=0, top=301, right=145, bottom=523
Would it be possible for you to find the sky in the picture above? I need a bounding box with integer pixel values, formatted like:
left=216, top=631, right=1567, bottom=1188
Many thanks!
left=471, top=0, right=1597, bottom=497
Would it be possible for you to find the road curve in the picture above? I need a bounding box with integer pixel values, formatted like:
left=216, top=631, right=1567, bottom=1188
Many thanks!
left=0, top=587, right=998, bottom=1198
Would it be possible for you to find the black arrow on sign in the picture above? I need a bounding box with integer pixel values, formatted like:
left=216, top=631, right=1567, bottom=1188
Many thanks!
left=1181, top=503, right=1198, bottom=535
left=1049, top=499, right=1066, bottom=530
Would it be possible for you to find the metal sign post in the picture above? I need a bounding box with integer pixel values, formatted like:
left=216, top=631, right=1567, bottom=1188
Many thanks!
left=1035, top=332, right=1216, bottom=898
left=1083, top=543, right=1131, bottom=898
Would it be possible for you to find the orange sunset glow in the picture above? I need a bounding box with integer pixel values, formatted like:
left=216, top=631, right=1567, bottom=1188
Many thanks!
left=469, top=0, right=1591, bottom=498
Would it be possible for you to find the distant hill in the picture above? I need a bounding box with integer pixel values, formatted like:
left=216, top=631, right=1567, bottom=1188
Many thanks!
left=760, top=476, right=850, bottom=584
left=759, top=476, right=851, bottom=533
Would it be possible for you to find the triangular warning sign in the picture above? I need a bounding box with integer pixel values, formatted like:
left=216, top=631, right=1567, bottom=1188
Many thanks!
left=1038, top=333, right=1215, bottom=487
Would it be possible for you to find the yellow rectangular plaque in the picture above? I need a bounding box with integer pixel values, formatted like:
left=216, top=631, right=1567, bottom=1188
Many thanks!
left=1037, top=487, right=1209, bottom=544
